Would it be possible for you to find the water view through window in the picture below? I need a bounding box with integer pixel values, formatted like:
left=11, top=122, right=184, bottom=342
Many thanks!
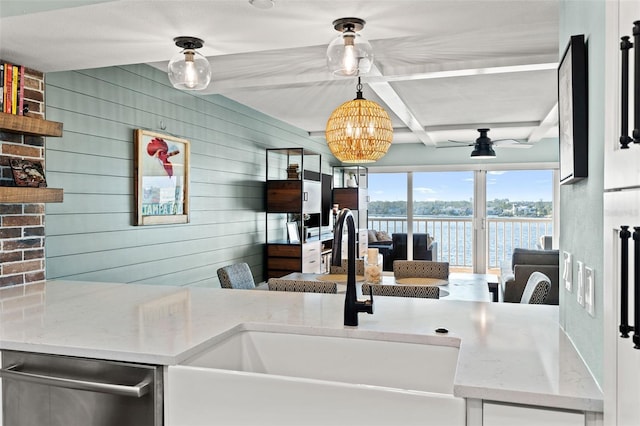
left=368, top=170, right=553, bottom=270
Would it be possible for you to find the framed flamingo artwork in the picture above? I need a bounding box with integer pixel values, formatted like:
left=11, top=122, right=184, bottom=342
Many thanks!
left=134, top=129, right=190, bottom=225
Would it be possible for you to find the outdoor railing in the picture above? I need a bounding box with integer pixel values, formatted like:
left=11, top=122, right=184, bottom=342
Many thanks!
left=368, top=216, right=553, bottom=268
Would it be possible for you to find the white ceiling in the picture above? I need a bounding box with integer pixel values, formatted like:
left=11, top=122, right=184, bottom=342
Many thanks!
left=0, top=0, right=560, bottom=147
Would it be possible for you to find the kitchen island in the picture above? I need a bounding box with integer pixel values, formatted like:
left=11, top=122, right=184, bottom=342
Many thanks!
left=0, top=280, right=602, bottom=425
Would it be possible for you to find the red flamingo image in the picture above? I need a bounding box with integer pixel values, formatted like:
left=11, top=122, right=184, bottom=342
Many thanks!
left=147, top=137, right=180, bottom=177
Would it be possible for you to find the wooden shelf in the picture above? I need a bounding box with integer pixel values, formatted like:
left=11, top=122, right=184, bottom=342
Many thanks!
left=0, top=187, right=63, bottom=203
left=0, top=112, right=63, bottom=137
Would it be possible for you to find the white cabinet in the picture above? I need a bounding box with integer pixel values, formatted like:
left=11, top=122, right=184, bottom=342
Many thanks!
left=603, top=190, right=640, bottom=426
left=302, top=241, right=322, bottom=274
left=482, top=402, right=584, bottom=426
left=603, top=2, right=640, bottom=425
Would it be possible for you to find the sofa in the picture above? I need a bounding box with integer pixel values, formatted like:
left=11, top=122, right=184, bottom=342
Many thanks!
left=368, top=231, right=438, bottom=271
left=500, top=248, right=559, bottom=304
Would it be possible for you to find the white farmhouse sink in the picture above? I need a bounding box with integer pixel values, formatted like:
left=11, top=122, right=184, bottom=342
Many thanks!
left=167, top=323, right=466, bottom=426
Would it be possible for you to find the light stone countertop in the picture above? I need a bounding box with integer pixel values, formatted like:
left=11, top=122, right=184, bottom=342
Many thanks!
left=0, top=280, right=602, bottom=412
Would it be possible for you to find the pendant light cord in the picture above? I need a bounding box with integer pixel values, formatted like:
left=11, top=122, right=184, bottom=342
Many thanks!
left=355, top=77, right=364, bottom=100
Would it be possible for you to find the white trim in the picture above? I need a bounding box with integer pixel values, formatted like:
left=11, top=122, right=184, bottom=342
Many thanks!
left=407, top=172, right=414, bottom=260
left=553, top=169, right=560, bottom=250
left=474, top=170, right=488, bottom=274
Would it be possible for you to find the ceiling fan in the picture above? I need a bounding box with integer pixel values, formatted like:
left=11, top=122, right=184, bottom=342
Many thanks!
left=439, top=128, right=533, bottom=158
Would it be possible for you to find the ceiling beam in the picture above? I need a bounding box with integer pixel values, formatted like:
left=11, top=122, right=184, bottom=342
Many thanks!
left=366, top=65, right=435, bottom=146
left=379, top=62, right=559, bottom=83
left=527, top=103, right=558, bottom=143
left=197, top=61, right=559, bottom=96
left=424, top=121, right=541, bottom=132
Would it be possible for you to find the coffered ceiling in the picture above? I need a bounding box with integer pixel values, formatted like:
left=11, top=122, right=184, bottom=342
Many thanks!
left=0, top=0, right=560, bottom=148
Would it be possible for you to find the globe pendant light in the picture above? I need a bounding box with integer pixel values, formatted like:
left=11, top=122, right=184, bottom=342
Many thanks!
left=325, top=77, right=393, bottom=163
left=326, top=17, right=373, bottom=77
left=470, top=128, right=496, bottom=159
left=168, top=36, right=211, bottom=91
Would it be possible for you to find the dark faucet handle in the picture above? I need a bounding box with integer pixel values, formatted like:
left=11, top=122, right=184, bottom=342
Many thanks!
left=365, top=285, right=374, bottom=314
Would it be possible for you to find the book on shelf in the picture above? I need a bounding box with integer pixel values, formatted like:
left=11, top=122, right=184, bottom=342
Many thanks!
left=286, top=163, right=300, bottom=179
left=11, top=63, right=18, bottom=115
left=4, top=63, right=12, bottom=114
left=0, top=63, right=3, bottom=113
left=1, top=61, right=25, bottom=115
left=18, top=64, right=24, bottom=116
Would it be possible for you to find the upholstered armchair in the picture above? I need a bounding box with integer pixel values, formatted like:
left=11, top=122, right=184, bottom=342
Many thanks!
left=500, top=248, right=559, bottom=304
left=390, top=233, right=438, bottom=263
left=267, top=278, right=337, bottom=294
left=361, top=283, right=440, bottom=299
left=216, top=263, right=256, bottom=289
left=393, top=260, right=449, bottom=280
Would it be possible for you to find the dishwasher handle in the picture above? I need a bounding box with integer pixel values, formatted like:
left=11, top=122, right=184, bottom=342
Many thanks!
left=0, top=363, right=151, bottom=398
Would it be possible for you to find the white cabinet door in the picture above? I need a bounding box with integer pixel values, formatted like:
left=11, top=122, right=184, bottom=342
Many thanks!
left=604, top=0, right=640, bottom=190
left=302, top=180, right=321, bottom=213
left=604, top=190, right=640, bottom=426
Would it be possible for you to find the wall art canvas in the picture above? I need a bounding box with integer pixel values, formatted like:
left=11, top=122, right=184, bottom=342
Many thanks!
left=10, top=158, right=47, bottom=188
left=558, top=34, right=588, bottom=184
left=134, top=129, right=190, bottom=225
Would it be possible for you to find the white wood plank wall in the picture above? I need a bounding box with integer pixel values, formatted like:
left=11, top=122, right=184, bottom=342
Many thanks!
left=43, top=64, right=334, bottom=287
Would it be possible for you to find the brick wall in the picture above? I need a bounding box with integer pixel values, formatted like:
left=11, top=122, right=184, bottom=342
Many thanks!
left=0, top=66, right=47, bottom=289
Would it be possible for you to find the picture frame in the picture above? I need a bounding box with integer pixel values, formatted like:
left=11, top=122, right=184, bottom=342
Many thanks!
left=286, top=221, right=300, bottom=243
left=558, top=34, right=588, bottom=185
left=134, top=129, right=190, bottom=225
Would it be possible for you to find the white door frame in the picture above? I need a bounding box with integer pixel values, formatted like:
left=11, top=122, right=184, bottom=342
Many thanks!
left=474, top=170, right=488, bottom=273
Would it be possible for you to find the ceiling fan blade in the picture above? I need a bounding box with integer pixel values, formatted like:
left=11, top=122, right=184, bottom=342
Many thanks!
left=446, top=140, right=474, bottom=145
left=438, top=131, right=534, bottom=150
left=492, top=139, right=533, bottom=148
left=437, top=140, right=474, bottom=148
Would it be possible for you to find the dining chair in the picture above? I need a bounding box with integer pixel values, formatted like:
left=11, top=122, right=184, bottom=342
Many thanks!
left=393, top=260, right=449, bottom=280
left=329, top=258, right=365, bottom=276
left=361, top=283, right=440, bottom=299
left=520, top=271, right=551, bottom=304
left=216, top=263, right=256, bottom=289
left=267, top=278, right=337, bottom=294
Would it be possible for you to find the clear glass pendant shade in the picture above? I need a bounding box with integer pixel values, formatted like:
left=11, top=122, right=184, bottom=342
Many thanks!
left=168, top=49, right=211, bottom=91
left=326, top=31, right=373, bottom=77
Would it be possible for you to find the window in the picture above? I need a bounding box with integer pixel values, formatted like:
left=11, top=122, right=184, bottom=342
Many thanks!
left=486, top=170, right=554, bottom=269
left=368, top=169, right=554, bottom=272
left=368, top=173, right=408, bottom=234
left=413, top=171, right=473, bottom=265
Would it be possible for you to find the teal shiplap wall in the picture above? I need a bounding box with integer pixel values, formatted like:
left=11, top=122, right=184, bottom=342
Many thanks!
left=44, top=64, right=334, bottom=287
left=558, top=0, right=605, bottom=386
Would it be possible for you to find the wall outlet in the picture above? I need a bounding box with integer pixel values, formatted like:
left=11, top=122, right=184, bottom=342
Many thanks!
left=584, top=266, right=595, bottom=316
left=576, top=261, right=584, bottom=306
left=562, top=251, right=572, bottom=291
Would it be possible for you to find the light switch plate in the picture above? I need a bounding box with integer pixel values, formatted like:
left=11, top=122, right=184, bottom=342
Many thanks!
left=563, top=251, right=572, bottom=291
left=576, top=261, right=584, bottom=306
left=585, top=266, right=595, bottom=316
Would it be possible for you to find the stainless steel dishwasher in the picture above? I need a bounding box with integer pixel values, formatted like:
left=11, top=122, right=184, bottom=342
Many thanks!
left=1, top=350, right=163, bottom=426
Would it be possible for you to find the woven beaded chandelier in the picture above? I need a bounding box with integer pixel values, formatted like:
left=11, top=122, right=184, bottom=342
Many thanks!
left=325, top=78, right=393, bottom=163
